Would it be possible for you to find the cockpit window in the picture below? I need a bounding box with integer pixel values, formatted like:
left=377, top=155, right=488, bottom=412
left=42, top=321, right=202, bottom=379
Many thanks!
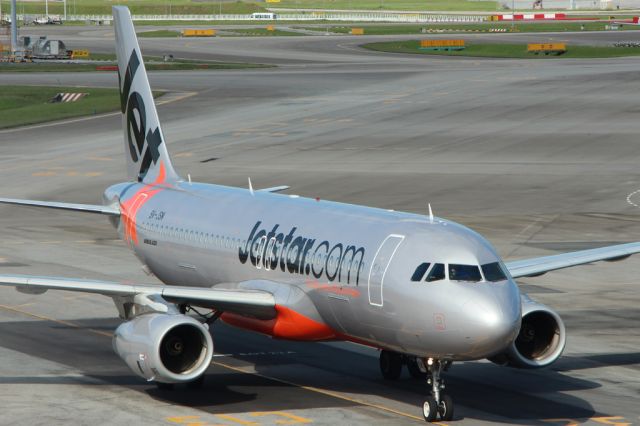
left=448, top=264, right=481, bottom=282
left=481, top=262, right=507, bottom=282
left=411, top=262, right=430, bottom=282
left=425, top=263, right=445, bottom=282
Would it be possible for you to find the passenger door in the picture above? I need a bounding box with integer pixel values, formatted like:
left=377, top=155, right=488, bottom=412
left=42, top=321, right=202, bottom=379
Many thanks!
left=368, top=234, right=404, bottom=307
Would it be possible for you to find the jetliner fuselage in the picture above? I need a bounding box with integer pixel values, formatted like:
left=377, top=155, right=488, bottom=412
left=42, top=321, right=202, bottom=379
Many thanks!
left=104, top=180, right=521, bottom=360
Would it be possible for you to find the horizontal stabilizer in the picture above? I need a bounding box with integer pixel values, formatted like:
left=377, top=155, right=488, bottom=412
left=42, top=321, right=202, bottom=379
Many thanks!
left=0, top=198, right=120, bottom=216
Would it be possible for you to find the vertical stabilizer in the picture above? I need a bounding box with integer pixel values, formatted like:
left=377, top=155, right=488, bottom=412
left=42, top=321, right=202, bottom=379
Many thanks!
left=113, top=6, right=180, bottom=184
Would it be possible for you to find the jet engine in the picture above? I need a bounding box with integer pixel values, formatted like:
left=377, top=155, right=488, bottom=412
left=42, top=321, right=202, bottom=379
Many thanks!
left=489, top=294, right=566, bottom=369
left=113, top=313, right=213, bottom=383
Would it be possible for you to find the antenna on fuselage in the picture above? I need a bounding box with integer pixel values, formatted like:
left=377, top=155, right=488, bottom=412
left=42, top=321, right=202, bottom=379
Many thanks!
left=248, top=177, right=254, bottom=196
left=428, top=203, right=434, bottom=224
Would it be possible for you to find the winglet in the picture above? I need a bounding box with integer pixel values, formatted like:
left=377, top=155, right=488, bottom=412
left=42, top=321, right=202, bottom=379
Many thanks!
left=248, top=177, right=254, bottom=196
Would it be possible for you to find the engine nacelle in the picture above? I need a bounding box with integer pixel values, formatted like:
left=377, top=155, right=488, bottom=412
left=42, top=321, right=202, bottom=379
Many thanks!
left=489, top=294, right=566, bottom=369
left=113, top=313, right=213, bottom=383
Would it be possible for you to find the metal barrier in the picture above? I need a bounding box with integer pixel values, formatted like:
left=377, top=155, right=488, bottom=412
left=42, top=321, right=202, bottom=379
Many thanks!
left=71, top=49, right=89, bottom=58
left=527, top=43, right=567, bottom=54
left=420, top=39, right=465, bottom=51
left=182, top=29, right=216, bottom=36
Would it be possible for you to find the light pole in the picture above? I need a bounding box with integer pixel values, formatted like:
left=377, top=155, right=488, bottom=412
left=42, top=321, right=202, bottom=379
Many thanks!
left=45, top=0, right=48, bottom=16
left=10, top=0, right=17, bottom=56
left=512, top=0, right=515, bottom=31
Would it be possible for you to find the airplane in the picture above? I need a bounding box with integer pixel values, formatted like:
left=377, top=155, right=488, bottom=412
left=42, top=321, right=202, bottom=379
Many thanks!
left=1, top=6, right=640, bottom=423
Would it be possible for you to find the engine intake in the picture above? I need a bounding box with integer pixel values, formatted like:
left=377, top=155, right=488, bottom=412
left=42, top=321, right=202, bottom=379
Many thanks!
left=113, top=313, right=213, bottom=383
left=489, top=295, right=566, bottom=369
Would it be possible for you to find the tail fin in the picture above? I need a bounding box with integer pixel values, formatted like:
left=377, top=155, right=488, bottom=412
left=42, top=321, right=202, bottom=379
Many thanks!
left=113, top=6, right=180, bottom=184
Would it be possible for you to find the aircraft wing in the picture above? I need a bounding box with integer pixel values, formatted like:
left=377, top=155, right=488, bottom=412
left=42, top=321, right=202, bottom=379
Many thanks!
left=258, top=185, right=289, bottom=193
left=505, top=242, right=640, bottom=278
left=0, top=197, right=120, bottom=216
left=0, top=275, right=276, bottom=319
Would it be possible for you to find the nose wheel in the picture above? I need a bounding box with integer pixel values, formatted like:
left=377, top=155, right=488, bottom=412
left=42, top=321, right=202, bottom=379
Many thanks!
left=422, top=358, right=453, bottom=422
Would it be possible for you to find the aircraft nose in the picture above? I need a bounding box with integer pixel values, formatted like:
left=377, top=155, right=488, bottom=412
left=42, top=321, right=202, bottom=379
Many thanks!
left=461, top=295, right=520, bottom=356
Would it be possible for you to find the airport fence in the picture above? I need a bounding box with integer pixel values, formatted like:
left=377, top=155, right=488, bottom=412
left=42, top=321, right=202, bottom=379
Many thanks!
left=34, top=13, right=486, bottom=23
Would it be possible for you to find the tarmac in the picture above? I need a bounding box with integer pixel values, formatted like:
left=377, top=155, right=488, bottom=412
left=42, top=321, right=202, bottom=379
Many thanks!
left=0, top=26, right=639, bottom=425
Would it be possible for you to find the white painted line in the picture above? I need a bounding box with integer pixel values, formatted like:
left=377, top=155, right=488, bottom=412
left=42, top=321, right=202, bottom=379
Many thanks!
left=626, top=189, right=640, bottom=208
left=0, top=91, right=196, bottom=134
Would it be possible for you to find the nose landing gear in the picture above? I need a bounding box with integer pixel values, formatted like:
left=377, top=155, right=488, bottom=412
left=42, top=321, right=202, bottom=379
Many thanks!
left=422, top=358, right=453, bottom=422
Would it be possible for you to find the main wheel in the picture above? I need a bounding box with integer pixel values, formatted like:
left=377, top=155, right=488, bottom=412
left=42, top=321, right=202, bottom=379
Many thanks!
left=438, top=394, right=454, bottom=421
left=379, top=350, right=402, bottom=380
left=406, top=357, right=427, bottom=379
left=422, top=397, right=438, bottom=422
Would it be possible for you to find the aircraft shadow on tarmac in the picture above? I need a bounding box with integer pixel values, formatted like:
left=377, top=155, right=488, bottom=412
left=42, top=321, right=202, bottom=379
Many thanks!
left=0, top=317, right=617, bottom=423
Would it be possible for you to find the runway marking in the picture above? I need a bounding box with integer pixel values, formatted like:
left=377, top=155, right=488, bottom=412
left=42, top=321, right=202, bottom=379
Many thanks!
left=0, top=303, right=113, bottom=338
left=591, top=417, right=632, bottom=426
left=167, top=412, right=312, bottom=426
left=215, top=414, right=259, bottom=425
left=250, top=411, right=312, bottom=424
left=210, top=351, right=295, bottom=358
left=542, top=416, right=633, bottom=425
left=516, top=217, right=545, bottom=238
left=213, top=360, right=431, bottom=424
left=0, top=111, right=122, bottom=134
left=32, top=170, right=104, bottom=178
left=626, top=189, right=640, bottom=208
left=155, top=91, right=197, bottom=106
left=0, top=304, right=434, bottom=424
left=0, top=91, right=196, bottom=134
left=167, top=415, right=218, bottom=426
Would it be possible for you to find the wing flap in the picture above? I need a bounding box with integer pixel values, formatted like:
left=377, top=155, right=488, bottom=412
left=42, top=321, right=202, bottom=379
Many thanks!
left=505, top=242, right=640, bottom=278
left=0, top=275, right=276, bottom=319
left=0, top=198, right=120, bottom=216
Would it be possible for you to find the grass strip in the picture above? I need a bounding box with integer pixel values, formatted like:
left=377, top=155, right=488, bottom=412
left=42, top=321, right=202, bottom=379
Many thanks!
left=0, top=59, right=270, bottom=73
left=362, top=40, right=640, bottom=58
left=137, top=30, right=182, bottom=38
left=0, top=85, right=124, bottom=129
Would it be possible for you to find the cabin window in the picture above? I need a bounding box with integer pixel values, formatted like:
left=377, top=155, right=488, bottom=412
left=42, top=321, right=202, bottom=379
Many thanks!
left=448, top=264, right=481, bottom=282
left=411, top=262, right=430, bottom=282
left=482, top=262, right=507, bottom=282
left=426, top=263, right=445, bottom=282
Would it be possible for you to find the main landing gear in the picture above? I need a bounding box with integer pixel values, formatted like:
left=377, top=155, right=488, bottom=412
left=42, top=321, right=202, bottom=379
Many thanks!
left=378, top=351, right=453, bottom=423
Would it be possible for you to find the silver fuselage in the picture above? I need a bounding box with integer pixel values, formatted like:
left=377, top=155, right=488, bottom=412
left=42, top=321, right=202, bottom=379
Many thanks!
left=104, top=180, right=521, bottom=360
